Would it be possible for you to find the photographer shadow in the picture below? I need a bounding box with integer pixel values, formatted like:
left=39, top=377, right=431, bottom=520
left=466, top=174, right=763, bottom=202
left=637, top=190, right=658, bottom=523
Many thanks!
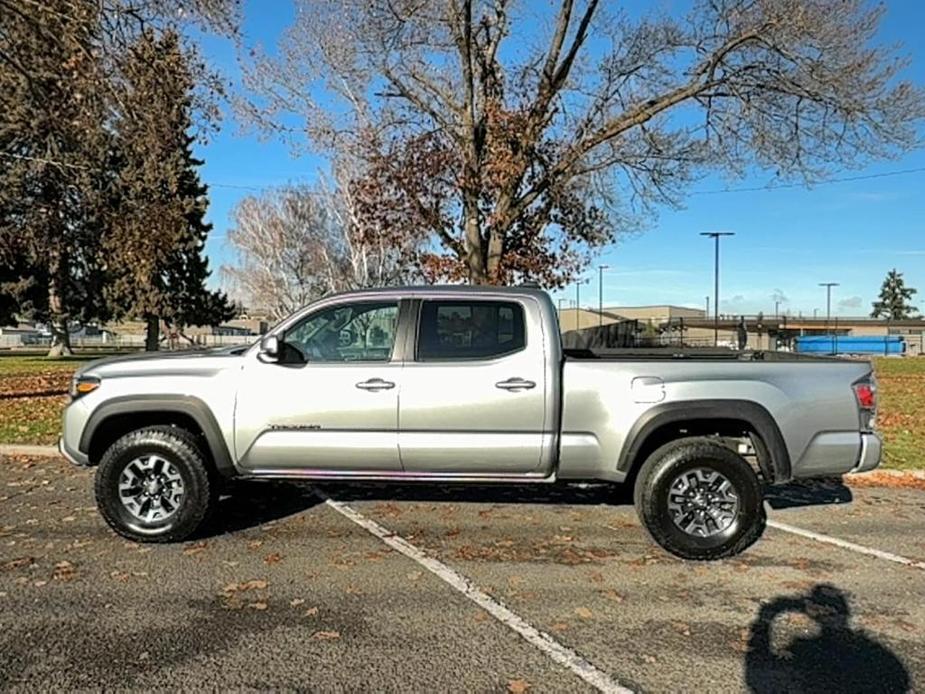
left=745, top=584, right=910, bottom=693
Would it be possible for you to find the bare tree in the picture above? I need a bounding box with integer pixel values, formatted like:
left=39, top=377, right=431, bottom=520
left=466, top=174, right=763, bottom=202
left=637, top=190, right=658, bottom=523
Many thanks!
left=222, top=178, right=421, bottom=320
left=240, top=0, right=924, bottom=286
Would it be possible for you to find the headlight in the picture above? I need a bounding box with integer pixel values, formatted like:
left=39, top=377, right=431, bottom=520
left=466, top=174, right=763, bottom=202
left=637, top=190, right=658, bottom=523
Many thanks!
left=70, top=375, right=100, bottom=399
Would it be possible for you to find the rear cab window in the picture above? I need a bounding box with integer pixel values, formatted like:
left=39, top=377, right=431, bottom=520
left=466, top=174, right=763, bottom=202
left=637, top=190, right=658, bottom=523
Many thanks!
left=417, top=300, right=526, bottom=360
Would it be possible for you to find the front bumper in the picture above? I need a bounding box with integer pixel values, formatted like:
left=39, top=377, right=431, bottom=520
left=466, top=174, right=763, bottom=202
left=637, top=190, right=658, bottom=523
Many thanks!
left=58, top=436, right=89, bottom=467
left=849, top=432, right=882, bottom=474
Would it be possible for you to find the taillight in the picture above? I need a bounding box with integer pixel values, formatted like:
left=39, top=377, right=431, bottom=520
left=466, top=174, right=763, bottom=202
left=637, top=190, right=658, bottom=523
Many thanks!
left=854, top=380, right=877, bottom=432
left=854, top=383, right=876, bottom=410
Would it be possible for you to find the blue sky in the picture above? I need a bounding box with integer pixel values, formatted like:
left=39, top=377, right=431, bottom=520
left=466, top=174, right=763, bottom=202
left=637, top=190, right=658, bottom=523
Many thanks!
left=195, top=0, right=925, bottom=317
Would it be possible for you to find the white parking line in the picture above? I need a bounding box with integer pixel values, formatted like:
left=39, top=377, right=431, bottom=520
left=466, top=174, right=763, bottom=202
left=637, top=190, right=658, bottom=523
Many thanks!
left=319, top=494, right=632, bottom=694
left=768, top=519, right=925, bottom=571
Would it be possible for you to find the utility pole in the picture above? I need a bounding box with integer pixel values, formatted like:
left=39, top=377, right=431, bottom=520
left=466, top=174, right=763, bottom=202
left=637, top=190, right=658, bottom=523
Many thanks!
left=598, top=265, right=610, bottom=328
left=575, top=283, right=580, bottom=331
left=775, top=300, right=780, bottom=318
left=705, top=296, right=710, bottom=317
left=819, top=282, right=839, bottom=331
left=700, top=232, right=735, bottom=347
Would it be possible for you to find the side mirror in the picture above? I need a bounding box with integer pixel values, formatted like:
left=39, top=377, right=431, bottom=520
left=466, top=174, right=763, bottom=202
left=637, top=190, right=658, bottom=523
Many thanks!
left=259, top=334, right=280, bottom=362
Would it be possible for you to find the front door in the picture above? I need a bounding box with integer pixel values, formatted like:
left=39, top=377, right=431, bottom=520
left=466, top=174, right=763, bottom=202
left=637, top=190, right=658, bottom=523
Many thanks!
left=234, top=300, right=403, bottom=473
left=398, top=298, right=549, bottom=474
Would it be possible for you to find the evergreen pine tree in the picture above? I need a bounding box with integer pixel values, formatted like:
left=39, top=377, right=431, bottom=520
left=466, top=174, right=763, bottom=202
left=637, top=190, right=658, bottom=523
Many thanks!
left=0, top=1, right=112, bottom=355
left=106, top=30, right=231, bottom=350
left=871, top=269, right=918, bottom=320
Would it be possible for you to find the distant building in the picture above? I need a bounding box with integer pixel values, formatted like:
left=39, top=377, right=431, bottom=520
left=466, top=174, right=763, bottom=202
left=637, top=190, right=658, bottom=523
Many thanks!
left=555, top=304, right=925, bottom=354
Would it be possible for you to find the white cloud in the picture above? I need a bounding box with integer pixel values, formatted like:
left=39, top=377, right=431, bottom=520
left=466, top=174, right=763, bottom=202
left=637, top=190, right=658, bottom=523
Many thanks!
left=838, top=296, right=863, bottom=310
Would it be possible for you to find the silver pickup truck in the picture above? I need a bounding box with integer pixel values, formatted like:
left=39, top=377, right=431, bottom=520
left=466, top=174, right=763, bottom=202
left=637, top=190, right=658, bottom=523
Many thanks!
left=60, top=286, right=881, bottom=560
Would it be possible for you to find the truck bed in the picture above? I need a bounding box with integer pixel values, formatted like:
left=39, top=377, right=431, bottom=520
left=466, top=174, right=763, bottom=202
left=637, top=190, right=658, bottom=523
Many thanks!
left=564, top=348, right=853, bottom=362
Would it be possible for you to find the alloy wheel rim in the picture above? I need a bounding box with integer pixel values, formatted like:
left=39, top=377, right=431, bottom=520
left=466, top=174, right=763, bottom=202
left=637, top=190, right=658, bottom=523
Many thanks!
left=667, top=466, right=739, bottom=537
left=118, top=455, right=185, bottom=524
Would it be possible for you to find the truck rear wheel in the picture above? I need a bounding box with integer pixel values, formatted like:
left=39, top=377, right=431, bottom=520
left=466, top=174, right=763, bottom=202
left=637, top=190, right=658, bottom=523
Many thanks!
left=95, top=426, right=215, bottom=543
left=633, top=438, right=765, bottom=560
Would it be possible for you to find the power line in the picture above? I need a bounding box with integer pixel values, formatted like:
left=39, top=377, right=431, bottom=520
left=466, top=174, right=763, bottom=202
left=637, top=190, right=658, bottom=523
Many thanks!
left=5, top=149, right=924, bottom=196
left=691, top=167, right=925, bottom=195
left=209, top=165, right=925, bottom=195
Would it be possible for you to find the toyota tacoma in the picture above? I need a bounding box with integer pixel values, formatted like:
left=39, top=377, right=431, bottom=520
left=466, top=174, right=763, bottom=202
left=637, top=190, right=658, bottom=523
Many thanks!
left=59, top=286, right=881, bottom=560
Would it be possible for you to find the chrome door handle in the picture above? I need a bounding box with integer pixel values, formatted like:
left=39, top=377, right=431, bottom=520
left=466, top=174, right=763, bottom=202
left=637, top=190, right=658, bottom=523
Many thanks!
left=495, top=377, right=536, bottom=391
left=356, top=378, right=396, bottom=391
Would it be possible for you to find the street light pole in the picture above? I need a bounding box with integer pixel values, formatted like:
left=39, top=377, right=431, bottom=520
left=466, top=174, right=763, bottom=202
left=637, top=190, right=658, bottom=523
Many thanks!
left=819, top=282, right=839, bottom=331
left=700, top=232, right=735, bottom=347
left=575, top=281, right=581, bottom=331
left=598, top=265, right=610, bottom=328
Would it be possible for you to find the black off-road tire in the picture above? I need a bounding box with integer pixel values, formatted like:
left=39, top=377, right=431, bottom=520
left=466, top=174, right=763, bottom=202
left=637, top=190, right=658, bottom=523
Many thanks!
left=95, top=426, right=216, bottom=543
left=633, top=437, right=765, bottom=561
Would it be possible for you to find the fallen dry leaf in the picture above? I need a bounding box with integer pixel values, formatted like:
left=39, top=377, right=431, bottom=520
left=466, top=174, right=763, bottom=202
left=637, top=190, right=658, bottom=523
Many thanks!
left=182, top=542, right=207, bottom=557
left=1, top=556, right=34, bottom=571
left=311, top=630, right=340, bottom=640
left=264, top=552, right=283, bottom=565
left=220, top=579, right=269, bottom=596
left=574, top=607, right=593, bottom=619
left=241, top=579, right=268, bottom=590
left=290, top=598, right=306, bottom=607
left=508, top=678, right=530, bottom=693
left=52, top=560, right=76, bottom=581
left=248, top=601, right=268, bottom=611
left=304, top=607, right=319, bottom=617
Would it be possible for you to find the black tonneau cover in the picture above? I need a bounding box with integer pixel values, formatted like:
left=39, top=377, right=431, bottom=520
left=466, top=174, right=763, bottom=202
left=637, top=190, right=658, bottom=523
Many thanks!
left=564, top=348, right=850, bottom=362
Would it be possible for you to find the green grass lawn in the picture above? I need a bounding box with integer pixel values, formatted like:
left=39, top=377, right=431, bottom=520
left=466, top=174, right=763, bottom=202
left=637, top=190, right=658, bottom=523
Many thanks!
left=871, top=357, right=925, bottom=471
left=0, top=352, right=116, bottom=445
left=2, top=352, right=924, bottom=470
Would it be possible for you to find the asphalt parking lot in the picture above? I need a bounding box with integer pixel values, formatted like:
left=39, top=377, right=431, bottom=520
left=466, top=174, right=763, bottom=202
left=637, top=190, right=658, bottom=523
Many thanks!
left=1, top=455, right=923, bottom=692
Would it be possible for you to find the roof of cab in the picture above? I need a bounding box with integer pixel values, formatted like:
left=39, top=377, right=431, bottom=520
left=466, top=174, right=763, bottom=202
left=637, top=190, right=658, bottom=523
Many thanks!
left=325, top=284, right=552, bottom=301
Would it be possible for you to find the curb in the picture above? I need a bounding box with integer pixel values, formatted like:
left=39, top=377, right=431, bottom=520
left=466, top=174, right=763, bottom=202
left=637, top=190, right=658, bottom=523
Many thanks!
left=0, top=444, right=59, bottom=457
left=852, top=469, right=925, bottom=480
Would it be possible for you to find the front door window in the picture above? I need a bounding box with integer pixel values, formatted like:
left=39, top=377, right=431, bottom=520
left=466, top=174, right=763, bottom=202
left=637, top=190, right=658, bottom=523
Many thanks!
left=284, top=302, right=399, bottom=363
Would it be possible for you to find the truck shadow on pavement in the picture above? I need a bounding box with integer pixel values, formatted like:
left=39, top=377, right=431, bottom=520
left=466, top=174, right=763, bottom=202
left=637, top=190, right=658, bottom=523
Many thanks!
left=314, top=478, right=851, bottom=511
left=745, top=584, right=910, bottom=694
left=195, top=481, right=324, bottom=539
left=199, top=476, right=852, bottom=538
left=763, top=478, right=853, bottom=510
left=314, top=481, right=628, bottom=507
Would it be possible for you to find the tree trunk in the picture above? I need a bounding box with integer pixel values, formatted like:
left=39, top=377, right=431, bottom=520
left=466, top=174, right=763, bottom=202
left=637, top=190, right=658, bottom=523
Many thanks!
left=463, top=193, right=488, bottom=284
left=46, top=247, right=73, bottom=357
left=145, top=314, right=160, bottom=351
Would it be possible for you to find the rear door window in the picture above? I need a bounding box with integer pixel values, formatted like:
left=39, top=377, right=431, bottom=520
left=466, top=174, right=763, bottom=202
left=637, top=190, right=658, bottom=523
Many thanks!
left=417, top=300, right=526, bottom=360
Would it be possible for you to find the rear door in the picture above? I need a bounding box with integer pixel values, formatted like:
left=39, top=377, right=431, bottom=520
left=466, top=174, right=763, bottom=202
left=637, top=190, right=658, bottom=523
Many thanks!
left=398, top=297, right=550, bottom=474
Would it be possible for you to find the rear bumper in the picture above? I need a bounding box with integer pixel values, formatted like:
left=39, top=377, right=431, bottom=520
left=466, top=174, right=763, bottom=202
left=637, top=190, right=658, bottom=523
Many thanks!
left=849, top=432, right=882, bottom=474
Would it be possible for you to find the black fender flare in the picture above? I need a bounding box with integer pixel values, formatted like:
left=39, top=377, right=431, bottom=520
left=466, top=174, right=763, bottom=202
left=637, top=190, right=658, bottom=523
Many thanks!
left=79, top=395, right=237, bottom=478
left=616, top=399, right=792, bottom=483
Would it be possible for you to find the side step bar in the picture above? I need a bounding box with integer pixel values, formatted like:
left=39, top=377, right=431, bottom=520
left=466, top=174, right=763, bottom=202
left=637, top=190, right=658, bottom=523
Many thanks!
left=240, top=469, right=557, bottom=484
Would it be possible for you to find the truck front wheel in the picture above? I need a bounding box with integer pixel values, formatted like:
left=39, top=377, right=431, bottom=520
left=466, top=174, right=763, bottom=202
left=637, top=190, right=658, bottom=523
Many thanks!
left=95, top=426, right=216, bottom=543
left=633, top=438, right=765, bottom=560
